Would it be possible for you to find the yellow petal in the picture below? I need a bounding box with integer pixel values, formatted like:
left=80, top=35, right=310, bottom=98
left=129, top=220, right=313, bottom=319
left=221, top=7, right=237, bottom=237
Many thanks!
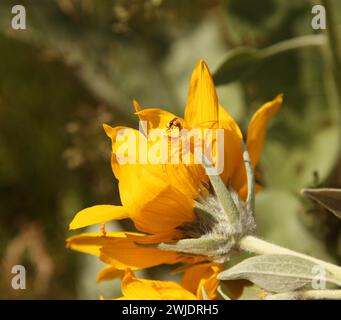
left=103, top=124, right=206, bottom=234
left=231, top=95, right=282, bottom=197
left=103, top=124, right=131, bottom=152
left=219, top=105, right=243, bottom=138
left=69, top=205, right=128, bottom=230
left=66, top=231, right=129, bottom=257
left=185, top=60, right=219, bottom=129
left=246, top=94, right=283, bottom=167
left=103, top=124, right=140, bottom=180
left=100, top=236, right=183, bottom=270
left=118, top=164, right=194, bottom=234
left=97, top=265, right=125, bottom=283
left=218, top=105, right=243, bottom=184
left=133, top=99, right=141, bottom=112
left=135, top=108, right=185, bottom=133
left=171, top=257, right=208, bottom=274
left=126, top=229, right=182, bottom=244
left=120, top=270, right=197, bottom=300
left=67, top=232, right=180, bottom=270
left=156, top=163, right=207, bottom=205
left=181, top=263, right=222, bottom=300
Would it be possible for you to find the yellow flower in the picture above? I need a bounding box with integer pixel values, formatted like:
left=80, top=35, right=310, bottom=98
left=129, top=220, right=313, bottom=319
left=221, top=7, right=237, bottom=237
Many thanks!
left=67, top=59, right=282, bottom=299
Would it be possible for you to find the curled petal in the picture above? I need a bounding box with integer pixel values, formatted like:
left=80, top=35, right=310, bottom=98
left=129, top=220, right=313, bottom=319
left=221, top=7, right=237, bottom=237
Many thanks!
left=135, top=107, right=185, bottom=134
left=247, top=94, right=283, bottom=167
left=97, top=266, right=125, bottom=283
left=231, top=95, right=282, bottom=197
left=69, top=205, right=128, bottom=230
left=66, top=231, right=130, bottom=257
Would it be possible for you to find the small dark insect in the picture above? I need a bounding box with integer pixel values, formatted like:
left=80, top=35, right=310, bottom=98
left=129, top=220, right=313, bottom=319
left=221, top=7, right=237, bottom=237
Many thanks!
left=166, top=117, right=182, bottom=132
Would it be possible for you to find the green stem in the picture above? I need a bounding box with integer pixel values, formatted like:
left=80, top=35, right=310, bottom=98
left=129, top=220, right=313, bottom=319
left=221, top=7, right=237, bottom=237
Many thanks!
left=322, top=0, right=341, bottom=155
left=322, top=0, right=341, bottom=101
left=263, top=34, right=326, bottom=57
left=239, top=235, right=341, bottom=281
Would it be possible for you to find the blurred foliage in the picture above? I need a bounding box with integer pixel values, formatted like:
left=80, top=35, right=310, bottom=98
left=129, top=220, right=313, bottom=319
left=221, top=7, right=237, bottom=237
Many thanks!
left=0, top=0, right=341, bottom=299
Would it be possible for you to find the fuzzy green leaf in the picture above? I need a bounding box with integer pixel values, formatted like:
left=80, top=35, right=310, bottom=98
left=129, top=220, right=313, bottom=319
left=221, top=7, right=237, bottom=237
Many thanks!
left=218, top=254, right=341, bottom=293
left=196, top=150, right=240, bottom=225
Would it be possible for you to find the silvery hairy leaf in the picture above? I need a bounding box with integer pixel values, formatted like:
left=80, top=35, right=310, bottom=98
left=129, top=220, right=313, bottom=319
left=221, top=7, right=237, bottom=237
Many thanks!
left=196, top=150, right=240, bottom=225
left=218, top=254, right=341, bottom=293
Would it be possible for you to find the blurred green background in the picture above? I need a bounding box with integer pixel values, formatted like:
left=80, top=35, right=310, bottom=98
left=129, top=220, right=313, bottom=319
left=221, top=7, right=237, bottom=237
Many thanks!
left=0, top=0, right=341, bottom=299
